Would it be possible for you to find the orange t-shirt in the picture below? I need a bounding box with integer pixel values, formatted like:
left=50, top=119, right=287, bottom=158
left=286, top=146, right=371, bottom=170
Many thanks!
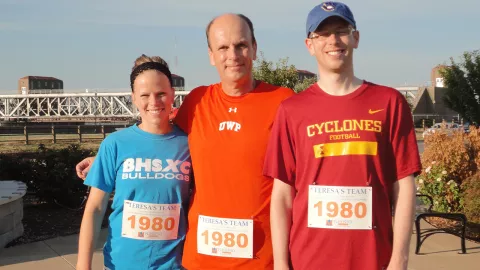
left=175, top=81, right=294, bottom=270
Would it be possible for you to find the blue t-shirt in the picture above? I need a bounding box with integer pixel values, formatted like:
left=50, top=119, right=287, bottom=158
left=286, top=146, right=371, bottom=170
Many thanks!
left=84, top=124, right=191, bottom=270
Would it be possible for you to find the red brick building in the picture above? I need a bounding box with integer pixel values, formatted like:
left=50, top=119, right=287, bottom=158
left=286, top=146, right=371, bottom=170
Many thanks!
left=18, top=76, right=63, bottom=94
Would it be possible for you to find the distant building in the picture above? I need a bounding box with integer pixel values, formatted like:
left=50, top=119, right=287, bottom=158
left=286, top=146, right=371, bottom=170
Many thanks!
left=409, top=66, right=460, bottom=125
left=18, top=76, right=63, bottom=94
left=431, top=65, right=449, bottom=88
left=296, top=69, right=317, bottom=82
left=171, top=74, right=185, bottom=91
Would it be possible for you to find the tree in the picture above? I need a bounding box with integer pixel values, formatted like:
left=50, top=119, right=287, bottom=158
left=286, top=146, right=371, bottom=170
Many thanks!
left=440, top=50, right=480, bottom=123
left=294, top=76, right=317, bottom=93
left=253, top=52, right=316, bottom=93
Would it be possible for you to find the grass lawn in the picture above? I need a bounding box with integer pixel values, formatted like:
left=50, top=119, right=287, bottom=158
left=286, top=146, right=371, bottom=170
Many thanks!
left=0, top=139, right=102, bottom=154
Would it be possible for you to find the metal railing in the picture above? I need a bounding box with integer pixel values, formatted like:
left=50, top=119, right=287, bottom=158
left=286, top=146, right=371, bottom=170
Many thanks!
left=0, top=91, right=190, bottom=120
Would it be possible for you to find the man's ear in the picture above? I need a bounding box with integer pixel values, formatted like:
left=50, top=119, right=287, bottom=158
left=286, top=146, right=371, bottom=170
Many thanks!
left=353, top=30, right=360, bottom=49
left=305, top=38, right=315, bottom=56
left=208, top=47, right=215, bottom=66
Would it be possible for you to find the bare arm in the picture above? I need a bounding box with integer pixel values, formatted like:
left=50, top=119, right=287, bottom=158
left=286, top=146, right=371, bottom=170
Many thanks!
left=77, top=187, right=110, bottom=270
left=271, top=179, right=295, bottom=270
left=388, top=175, right=416, bottom=270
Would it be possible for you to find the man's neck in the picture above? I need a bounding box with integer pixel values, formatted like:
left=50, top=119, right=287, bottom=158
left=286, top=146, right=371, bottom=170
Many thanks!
left=316, top=68, right=363, bottom=96
left=221, top=77, right=256, bottom=97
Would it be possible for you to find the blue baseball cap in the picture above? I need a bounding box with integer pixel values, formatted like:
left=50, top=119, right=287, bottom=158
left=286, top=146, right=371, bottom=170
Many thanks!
left=306, top=2, right=356, bottom=37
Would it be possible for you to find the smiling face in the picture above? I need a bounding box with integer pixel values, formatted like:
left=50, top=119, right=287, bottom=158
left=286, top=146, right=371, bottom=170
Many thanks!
left=305, top=16, right=359, bottom=74
left=207, top=14, right=257, bottom=85
left=132, top=69, right=174, bottom=133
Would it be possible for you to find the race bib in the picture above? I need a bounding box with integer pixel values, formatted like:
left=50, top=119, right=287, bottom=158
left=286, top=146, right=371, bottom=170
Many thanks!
left=308, top=185, right=372, bottom=230
left=121, top=200, right=181, bottom=240
left=197, top=215, right=253, bottom=258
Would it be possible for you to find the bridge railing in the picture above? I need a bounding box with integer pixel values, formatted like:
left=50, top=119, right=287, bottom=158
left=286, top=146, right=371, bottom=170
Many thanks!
left=0, top=91, right=190, bottom=119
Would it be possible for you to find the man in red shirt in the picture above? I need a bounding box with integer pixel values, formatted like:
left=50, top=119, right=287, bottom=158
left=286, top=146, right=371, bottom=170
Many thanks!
left=264, top=2, right=421, bottom=270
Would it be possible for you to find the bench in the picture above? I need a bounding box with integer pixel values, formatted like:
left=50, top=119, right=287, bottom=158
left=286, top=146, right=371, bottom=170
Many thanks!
left=415, top=194, right=467, bottom=254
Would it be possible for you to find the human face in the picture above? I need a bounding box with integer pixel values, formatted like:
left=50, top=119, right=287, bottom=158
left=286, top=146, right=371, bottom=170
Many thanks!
left=208, top=15, right=257, bottom=84
left=132, top=70, right=174, bottom=133
left=305, top=17, right=359, bottom=73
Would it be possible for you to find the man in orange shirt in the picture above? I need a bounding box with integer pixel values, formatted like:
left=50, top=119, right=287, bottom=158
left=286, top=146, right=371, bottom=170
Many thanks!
left=77, top=13, right=294, bottom=269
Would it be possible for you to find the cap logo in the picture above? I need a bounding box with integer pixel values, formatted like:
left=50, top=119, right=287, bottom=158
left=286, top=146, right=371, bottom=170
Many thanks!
left=321, top=2, right=336, bottom=12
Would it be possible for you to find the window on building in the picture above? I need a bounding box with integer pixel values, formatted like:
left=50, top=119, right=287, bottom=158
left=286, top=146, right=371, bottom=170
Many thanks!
left=37, top=81, right=41, bottom=88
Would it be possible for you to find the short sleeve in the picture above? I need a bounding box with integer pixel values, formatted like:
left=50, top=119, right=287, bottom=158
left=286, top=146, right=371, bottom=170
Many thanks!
left=84, top=138, right=117, bottom=193
left=389, top=93, right=422, bottom=180
left=263, top=103, right=297, bottom=185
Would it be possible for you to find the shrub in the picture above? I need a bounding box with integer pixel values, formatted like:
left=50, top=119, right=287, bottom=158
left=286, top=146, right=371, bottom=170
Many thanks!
left=422, top=128, right=475, bottom=185
left=416, top=163, right=462, bottom=212
left=466, top=126, right=480, bottom=170
left=0, top=154, right=32, bottom=182
left=0, top=144, right=96, bottom=208
left=461, top=172, right=480, bottom=223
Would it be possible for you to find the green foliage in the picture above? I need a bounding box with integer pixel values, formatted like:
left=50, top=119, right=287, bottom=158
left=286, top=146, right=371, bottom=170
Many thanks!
left=294, top=76, right=317, bottom=93
left=416, top=163, right=462, bottom=213
left=440, top=50, right=480, bottom=123
left=253, top=51, right=316, bottom=93
left=0, top=144, right=96, bottom=208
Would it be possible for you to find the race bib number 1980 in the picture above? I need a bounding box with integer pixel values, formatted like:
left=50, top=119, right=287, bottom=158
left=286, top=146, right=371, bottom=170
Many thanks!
left=122, top=200, right=181, bottom=240
left=197, top=215, right=253, bottom=258
left=308, top=185, right=372, bottom=230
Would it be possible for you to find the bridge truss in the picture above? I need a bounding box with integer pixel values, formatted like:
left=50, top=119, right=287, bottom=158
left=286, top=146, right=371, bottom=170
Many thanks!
left=0, top=91, right=190, bottom=120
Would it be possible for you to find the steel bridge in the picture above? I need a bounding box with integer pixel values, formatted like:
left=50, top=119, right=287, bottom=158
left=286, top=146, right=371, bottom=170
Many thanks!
left=0, top=86, right=420, bottom=120
left=0, top=91, right=190, bottom=120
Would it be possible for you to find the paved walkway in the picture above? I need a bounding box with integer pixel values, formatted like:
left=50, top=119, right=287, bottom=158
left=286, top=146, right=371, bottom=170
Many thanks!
left=0, top=220, right=479, bottom=269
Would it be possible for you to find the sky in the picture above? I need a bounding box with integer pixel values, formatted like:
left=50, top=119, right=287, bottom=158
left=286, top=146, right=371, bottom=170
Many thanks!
left=0, top=0, right=479, bottom=94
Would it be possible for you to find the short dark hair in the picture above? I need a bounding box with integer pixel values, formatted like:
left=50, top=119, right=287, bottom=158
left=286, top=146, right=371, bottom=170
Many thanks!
left=205, top=13, right=257, bottom=48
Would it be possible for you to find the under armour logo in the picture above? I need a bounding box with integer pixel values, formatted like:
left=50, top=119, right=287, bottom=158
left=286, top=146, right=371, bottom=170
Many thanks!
left=229, top=107, right=237, bottom=113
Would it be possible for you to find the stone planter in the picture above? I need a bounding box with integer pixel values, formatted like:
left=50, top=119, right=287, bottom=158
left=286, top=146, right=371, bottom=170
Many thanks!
left=0, top=181, right=27, bottom=247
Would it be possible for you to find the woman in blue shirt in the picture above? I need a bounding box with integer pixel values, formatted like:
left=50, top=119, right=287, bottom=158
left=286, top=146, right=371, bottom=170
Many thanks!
left=77, top=55, right=191, bottom=270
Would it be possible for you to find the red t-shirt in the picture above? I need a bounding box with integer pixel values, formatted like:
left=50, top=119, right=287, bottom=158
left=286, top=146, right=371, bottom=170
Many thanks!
left=263, top=82, right=421, bottom=270
left=175, top=81, right=294, bottom=270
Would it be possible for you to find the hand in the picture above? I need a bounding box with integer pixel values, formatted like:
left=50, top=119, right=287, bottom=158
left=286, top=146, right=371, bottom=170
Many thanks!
left=76, top=156, right=95, bottom=180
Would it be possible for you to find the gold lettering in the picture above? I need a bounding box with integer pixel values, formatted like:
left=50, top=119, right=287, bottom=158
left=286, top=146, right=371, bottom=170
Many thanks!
left=343, top=120, right=352, bottom=132
left=334, top=121, right=343, bottom=132
left=307, top=125, right=316, bottom=137
left=374, top=121, right=382, bottom=132
left=325, top=122, right=334, bottom=133
left=353, top=120, right=363, bottom=131
left=364, top=120, right=374, bottom=131
left=308, top=120, right=382, bottom=138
